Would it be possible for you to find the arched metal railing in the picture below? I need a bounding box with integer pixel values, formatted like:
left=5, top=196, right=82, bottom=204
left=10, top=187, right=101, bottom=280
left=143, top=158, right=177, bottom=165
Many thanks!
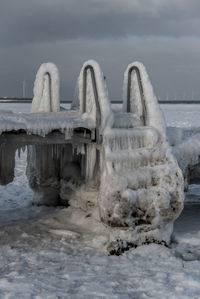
left=82, top=65, right=102, bottom=143
left=126, top=66, right=146, bottom=125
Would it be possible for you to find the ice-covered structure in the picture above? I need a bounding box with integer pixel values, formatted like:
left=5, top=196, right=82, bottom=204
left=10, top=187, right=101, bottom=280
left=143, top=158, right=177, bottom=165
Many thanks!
left=31, top=63, right=60, bottom=113
left=98, top=62, right=184, bottom=246
left=0, top=60, right=185, bottom=250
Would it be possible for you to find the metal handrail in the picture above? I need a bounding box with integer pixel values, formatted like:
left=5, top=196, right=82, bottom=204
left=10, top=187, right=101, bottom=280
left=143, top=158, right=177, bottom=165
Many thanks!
left=82, top=65, right=101, bottom=142
left=127, top=66, right=146, bottom=125
left=44, top=72, right=52, bottom=111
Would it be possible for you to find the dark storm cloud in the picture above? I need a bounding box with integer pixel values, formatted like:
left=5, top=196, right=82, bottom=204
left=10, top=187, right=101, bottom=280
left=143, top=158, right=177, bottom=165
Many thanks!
left=0, top=0, right=200, bottom=100
left=1, top=0, right=200, bottom=46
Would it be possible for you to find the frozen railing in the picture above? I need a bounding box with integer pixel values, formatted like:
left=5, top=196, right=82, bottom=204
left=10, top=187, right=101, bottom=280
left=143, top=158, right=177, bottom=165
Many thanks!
left=123, top=62, right=166, bottom=139
left=124, top=65, right=146, bottom=125
left=31, top=63, right=60, bottom=113
left=72, top=60, right=113, bottom=142
left=82, top=64, right=101, bottom=142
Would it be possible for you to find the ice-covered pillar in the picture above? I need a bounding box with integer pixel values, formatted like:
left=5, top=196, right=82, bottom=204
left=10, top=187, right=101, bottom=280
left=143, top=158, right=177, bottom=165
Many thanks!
left=0, top=144, right=16, bottom=185
left=31, top=62, right=60, bottom=113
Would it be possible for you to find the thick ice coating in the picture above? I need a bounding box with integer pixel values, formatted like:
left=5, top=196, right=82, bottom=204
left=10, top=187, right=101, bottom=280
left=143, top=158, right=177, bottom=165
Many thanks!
left=31, top=63, right=60, bottom=113
left=72, top=60, right=113, bottom=134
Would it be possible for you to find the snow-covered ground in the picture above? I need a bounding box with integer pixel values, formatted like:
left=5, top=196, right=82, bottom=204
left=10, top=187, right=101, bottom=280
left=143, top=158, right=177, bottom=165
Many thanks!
left=0, top=103, right=199, bottom=298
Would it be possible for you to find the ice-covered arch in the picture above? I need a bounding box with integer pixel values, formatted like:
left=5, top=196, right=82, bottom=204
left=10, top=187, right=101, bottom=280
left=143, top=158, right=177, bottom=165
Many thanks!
left=123, top=62, right=166, bottom=139
left=72, top=60, right=113, bottom=141
left=31, top=63, right=60, bottom=113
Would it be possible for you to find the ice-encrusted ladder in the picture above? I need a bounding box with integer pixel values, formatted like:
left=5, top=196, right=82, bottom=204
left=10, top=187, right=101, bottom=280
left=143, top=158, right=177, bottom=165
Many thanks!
left=0, top=60, right=184, bottom=246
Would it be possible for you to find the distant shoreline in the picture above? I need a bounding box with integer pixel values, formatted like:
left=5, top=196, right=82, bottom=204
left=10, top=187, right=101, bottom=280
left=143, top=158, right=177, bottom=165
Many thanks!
left=0, top=98, right=200, bottom=104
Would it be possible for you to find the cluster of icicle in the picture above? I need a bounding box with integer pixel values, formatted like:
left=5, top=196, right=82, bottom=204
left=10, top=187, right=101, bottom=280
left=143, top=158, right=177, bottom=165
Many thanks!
left=98, top=62, right=184, bottom=245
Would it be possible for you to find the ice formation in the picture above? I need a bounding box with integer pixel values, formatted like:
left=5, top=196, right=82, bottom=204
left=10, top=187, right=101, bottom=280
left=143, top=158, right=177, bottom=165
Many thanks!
left=172, top=133, right=200, bottom=189
left=165, top=126, right=200, bottom=188
left=98, top=62, right=184, bottom=246
left=31, top=63, right=60, bottom=113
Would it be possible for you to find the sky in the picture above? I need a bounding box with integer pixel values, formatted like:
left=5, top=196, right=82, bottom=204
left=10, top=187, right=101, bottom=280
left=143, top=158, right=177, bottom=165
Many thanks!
left=0, top=0, right=200, bottom=101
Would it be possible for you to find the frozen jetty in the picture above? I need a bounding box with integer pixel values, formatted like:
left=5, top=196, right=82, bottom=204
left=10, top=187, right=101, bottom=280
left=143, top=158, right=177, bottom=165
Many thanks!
left=0, top=61, right=184, bottom=247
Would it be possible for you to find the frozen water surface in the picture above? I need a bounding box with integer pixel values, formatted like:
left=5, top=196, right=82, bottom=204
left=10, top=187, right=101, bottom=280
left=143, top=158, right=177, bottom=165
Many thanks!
left=0, top=103, right=199, bottom=297
left=161, top=104, right=200, bottom=127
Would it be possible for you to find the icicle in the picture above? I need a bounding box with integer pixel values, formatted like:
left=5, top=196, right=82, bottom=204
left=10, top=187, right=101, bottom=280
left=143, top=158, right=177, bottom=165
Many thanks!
left=76, top=144, right=85, bottom=155
left=18, top=147, right=21, bottom=159
left=85, top=144, right=96, bottom=181
left=22, top=145, right=26, bottom=153
left=64, top=128, right=73, bottom=140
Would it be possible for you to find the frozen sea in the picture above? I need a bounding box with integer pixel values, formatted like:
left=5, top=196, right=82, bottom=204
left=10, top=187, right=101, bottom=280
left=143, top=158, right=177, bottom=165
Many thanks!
left=0, top=102, right=199, bottom=298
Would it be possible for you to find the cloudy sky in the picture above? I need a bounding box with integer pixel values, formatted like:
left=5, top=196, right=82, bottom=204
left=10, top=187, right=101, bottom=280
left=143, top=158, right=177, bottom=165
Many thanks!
left=0, top=0, right=200, bottom=100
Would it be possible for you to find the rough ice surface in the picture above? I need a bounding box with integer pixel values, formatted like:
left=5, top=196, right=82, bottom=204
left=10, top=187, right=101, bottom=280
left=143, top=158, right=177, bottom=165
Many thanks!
left=31, top=62, right=60, bottom=113
left=172, top=133, right=200, bottom=189
left=162, top=103, right=200, bottom=186
left=165, top=128, right=200, bottom=188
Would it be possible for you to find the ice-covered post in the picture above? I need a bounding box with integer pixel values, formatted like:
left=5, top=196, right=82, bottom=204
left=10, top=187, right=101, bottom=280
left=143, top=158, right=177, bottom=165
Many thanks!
left=31, top=63, right=60, bottom=113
